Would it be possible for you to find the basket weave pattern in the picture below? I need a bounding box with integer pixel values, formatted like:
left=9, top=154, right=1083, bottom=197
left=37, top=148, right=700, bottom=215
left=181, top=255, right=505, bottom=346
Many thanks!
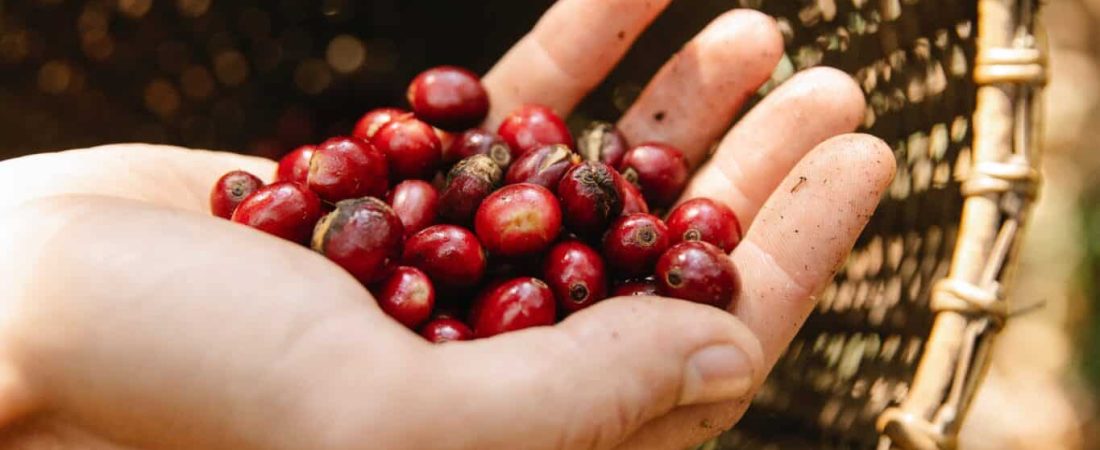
left=719, top=1, right=1044, bottom=449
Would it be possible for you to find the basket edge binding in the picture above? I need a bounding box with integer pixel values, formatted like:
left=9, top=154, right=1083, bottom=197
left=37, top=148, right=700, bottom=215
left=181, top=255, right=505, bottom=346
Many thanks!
left=875, top=1, right=1047, bottom=449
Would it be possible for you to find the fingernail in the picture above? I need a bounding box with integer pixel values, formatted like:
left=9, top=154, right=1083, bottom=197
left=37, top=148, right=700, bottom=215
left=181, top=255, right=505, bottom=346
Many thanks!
left=679, top=345, right=755, bottom=406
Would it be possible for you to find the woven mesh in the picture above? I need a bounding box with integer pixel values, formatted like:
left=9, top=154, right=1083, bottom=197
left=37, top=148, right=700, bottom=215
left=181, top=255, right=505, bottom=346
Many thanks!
left=0, top=1, right=983, bottom=448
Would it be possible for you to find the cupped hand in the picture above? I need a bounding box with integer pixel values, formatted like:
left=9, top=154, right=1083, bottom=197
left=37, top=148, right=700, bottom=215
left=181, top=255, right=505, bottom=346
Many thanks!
left=0, top=3, right=894, bottom=450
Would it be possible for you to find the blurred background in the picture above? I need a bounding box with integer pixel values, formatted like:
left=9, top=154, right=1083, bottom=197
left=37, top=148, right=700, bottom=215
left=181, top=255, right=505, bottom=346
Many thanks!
left=0, top=1, right=1094, bottom=449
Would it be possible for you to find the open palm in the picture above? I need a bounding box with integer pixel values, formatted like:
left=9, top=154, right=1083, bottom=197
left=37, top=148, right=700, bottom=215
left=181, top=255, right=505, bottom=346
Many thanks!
left=0, top=2, right=893, bottom=449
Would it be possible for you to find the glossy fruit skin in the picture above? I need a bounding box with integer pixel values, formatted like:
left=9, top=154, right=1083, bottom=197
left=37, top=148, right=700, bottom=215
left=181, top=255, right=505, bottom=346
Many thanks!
left=312, top=197, right=405, bottom=284
left=386, top=180, right=440, bottom=238
left=557, top=162, right=623, bottom=239
left=470, top=277, right=557, bottom=338
left=543, top=241, right=608, bottom=313
left=602, top=213, right=670, bottom=278
left=419, top=317, right=474, bottom=343
left=474, top=183, right=562, bottom=257
left=665, top=198, right=743, bottom=253
left=407, top=66, right=489, bottom=132
left=210, top=170, right=264, bottom=219
left=274, top=145, right=316, bottom=184
left=374, top=266, right=435, bottom=329
left=370, top=116, right=443, bottom=181
left=438, top=154, right=503, bottom=224
left=307, top=136, right=389, bottom=203
left=620, top=143, right=689, bottom=208
left=655, top=241, right=739, bottom=309
left=504, top=144, right=580, bottom=191
left=353, top=107, right=409, bottom=141
left=614, top=170, right=650, bottom=216
left=612, top=279, right=660, bottom=297
left=577, top=121, right=628, bottom=168
left=497, top=104, right=573, bottom=156
left=446, top=128, right=514, bottom=168
left=231, top=182, right=323, bottom=244
left=403, top=224, right=487, bottom=288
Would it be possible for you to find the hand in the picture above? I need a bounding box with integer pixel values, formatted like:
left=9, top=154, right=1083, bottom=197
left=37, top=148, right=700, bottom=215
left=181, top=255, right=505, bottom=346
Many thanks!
left=0, top=2, right=894, bottom=449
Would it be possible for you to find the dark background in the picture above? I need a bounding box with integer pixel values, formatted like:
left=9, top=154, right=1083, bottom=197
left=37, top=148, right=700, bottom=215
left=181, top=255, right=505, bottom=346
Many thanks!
left=0, top=0, right=750, bottom=161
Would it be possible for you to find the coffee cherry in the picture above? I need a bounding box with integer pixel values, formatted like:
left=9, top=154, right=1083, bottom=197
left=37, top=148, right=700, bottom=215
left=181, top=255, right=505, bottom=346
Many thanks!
left=504, top=144, right=580, bottom=191
left=307, top=136, right=389, bottom=203
left=373, top=266, right=435, bottom=329
left=420, top=317, right=473, bottom=343
left=446, top=128, right=513, bottom=168
left=475, top=183, right=562, bottom=257
left=620, top=143, right=689, bottom=208
left=612, top=279, right=660, bottom=297
left=666, top=198, right=743, bottom=253
left=353, top=107, right=410, bottom=141
left=577, top=121, right=628, bottom=168
left=387, top=180, right=439, bottom=237
left=471, top=277, right=557, bottom=338
left=602, top=213, right=670, bottom=278
left=407, top=66, right=489, bottom=131
left=312, top=197, right=405, bottom=285
left=655, top=241, right=739, bottom=309
left=274, top=145, right=315, bottom=184
left=438, top=154, right=503, bottom=224
left=614, top=170, right=650, bottom=216
left=497, top=104, right=573, bottom=156
left=558, top=162, right=623, bottom=239
left=543, top=241, right=607, bottom=314
left=371, top=116, right=443, bottom=181
left=403, top=224, right=486, bottom=288
left=210, top=170, right=264, bottom=219
left=231, top=182, right=323, bottom=244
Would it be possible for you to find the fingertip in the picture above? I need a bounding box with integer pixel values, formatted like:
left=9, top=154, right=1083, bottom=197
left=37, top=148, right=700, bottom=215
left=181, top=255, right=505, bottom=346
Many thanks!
left=818, top=132, right=898, bottom=189
left=780, top=67, right=868, bottom=134
left=702, top=9, right=784, bottom=68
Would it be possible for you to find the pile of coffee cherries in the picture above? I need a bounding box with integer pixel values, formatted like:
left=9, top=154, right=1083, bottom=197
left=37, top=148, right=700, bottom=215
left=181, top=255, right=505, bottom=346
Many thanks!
left=210, top=66, right=743, bottom=343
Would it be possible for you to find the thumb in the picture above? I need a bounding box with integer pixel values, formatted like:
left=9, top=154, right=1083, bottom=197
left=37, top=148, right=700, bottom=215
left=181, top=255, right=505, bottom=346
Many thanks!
left=433, top=297, right=765, bottom=450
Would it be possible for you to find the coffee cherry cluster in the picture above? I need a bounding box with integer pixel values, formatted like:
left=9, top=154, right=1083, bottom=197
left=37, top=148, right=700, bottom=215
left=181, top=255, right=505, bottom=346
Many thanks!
left=209, top=65, right=743, bottom=344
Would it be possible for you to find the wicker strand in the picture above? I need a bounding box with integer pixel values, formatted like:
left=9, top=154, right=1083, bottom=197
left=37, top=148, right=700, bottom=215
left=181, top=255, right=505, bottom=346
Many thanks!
left=930, top=279, right=1007, bottom=323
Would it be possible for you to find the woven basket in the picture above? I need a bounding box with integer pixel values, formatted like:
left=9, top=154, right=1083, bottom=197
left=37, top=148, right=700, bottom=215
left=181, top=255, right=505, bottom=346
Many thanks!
left=0, top=1, right=1045, bottom=448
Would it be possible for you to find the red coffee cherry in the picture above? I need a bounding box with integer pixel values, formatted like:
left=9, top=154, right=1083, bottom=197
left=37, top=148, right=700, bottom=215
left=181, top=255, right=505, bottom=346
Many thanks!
left=374, top=266, right=435, bottom=329
left=557, top=162, right=623, bottom=239
left=665, top=197, right=743, bottom=253
left=655, top=241, right=740, bottom=309
left=420, top=317, right=473, bottom=343
left=274, top=145, right=315, bottom=184
left=231, top=182, right=323, bottom=245
left=210, top=170, right=264, bottom=219
left=387, top=180, right=440, bottom=238
left=407, top=66, right=489, bottom=132
left=446, top=128, right=513, bottom=168
left=370, top=116, right=443, bottom=181
left=543, top=240, right=608, bottom=314
left=576, top=121, right=628, bottom=168
left=403, top=224, right=487, bottom=288
left=620, top=142, right=689, bottom=208
left=504, top=144, right=580, bottom=191
left=312, top=197, right=405, bottom=285
left=470, top=277, right=557, bottom=338
left=474, top=183, right=562, bottom=257
left=602, top=213, right=670, bottom=278
left=353, top=107, right=410, bottom=141
left=438, top=154, right=503, bottom=224
left=307, top=136, right=389, bottom=203
left=497, top=104, right=573, bottom=156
